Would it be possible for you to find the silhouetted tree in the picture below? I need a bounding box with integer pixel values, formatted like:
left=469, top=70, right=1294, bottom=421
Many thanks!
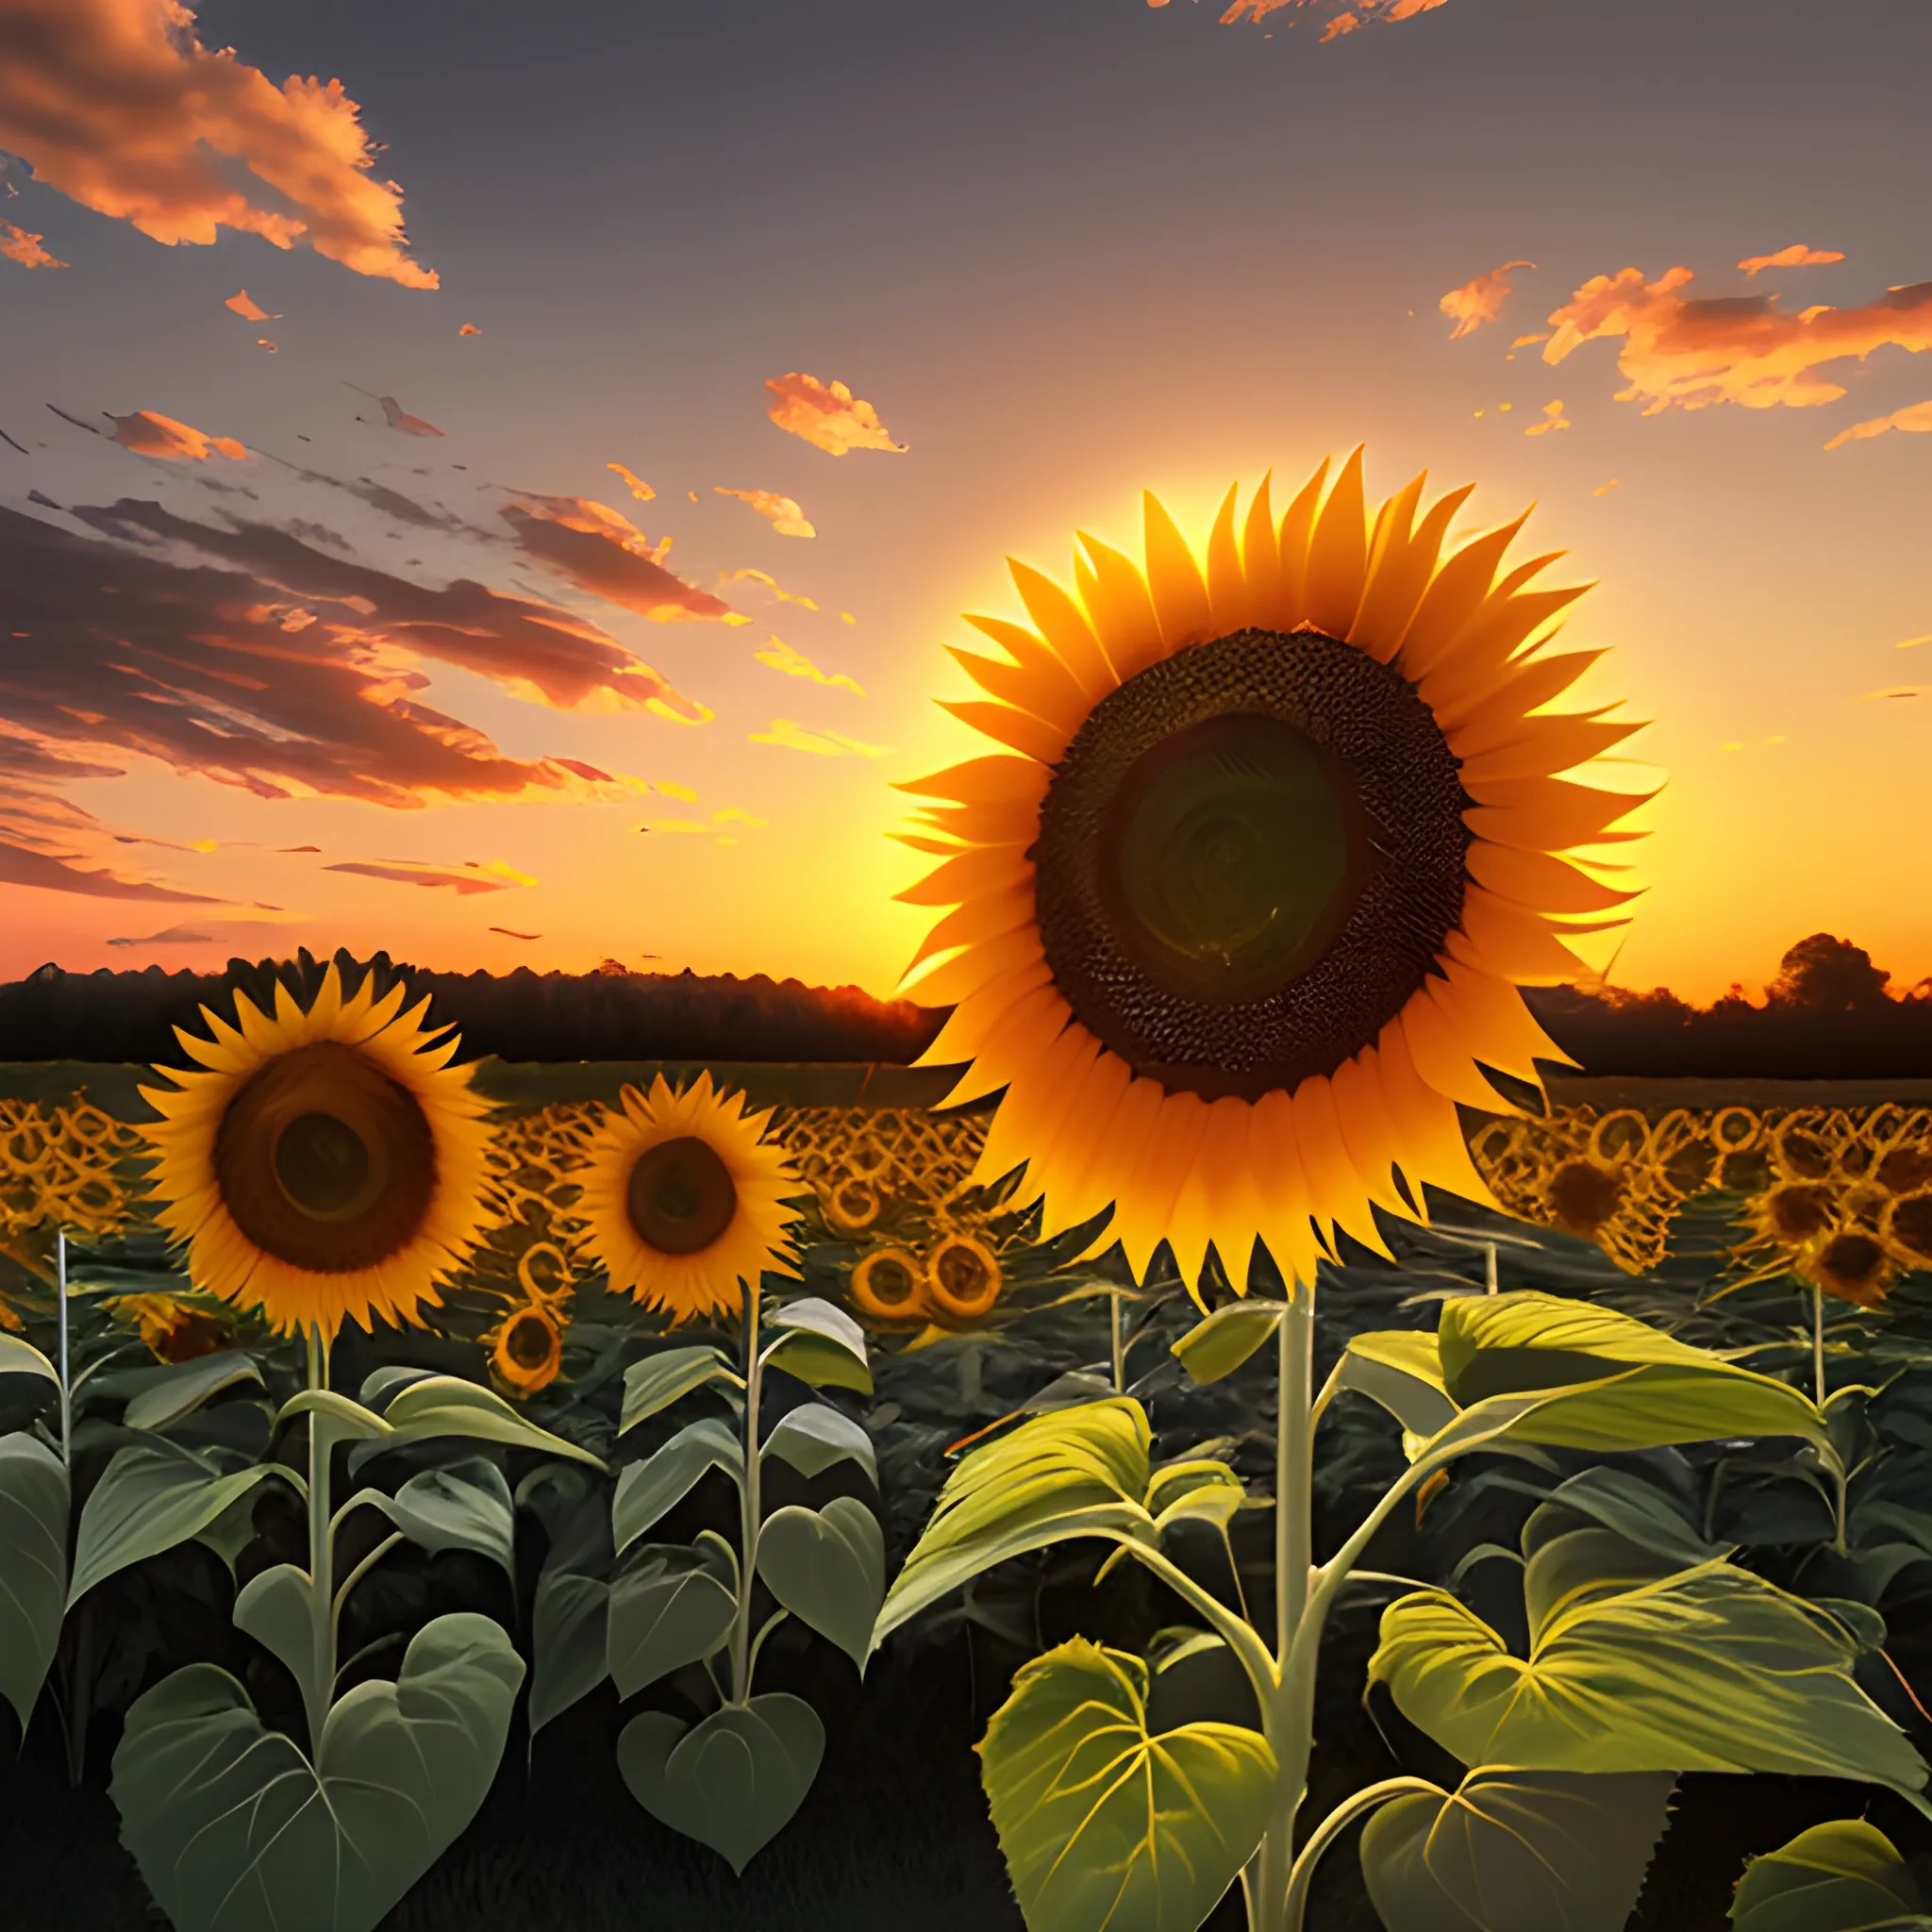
left=1765, top=933, right=1891, bottom=1011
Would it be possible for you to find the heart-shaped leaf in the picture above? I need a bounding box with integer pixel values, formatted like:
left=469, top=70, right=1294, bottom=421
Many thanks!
left=621, top=1346, right=742, bottom=1435
left=613, top=1418, right=744, bottom=1556
left=231, top=1562, right=321, bottom=1717
left=111, top=1612, right=525, bottom=1932
left=519, top=1462, right=613, bottom=1737
left=1730, top=1819, right=1932, bottom=1931
left=0, top=1430, right=69, bottom=1730
left=607, top=1548, right=737, bottom=1697
left=979, top=1637, right=1276, bottom=1932
left=757, top=1498, right=884, bottom=1670
left=1360, top=1769, right=1676, bottom=1932
left=375, top=1458, right=515, bottom=1584
left=618, top=1693, right=824, bottom=1874
left=761, top=1402, right=877, bottom=1485
left=69, top=1441, right=296, bottom=1607
left=1172, top=1300, right=1285, bottom=1386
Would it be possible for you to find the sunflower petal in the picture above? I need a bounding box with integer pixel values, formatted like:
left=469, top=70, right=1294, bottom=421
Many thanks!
left=1029, top=1047, right=1135, bottom=1230
left=894, top=844, right=1031, bottom=907
left=1432, top=648, right=1607, bottom=738
left=1113, top=1091, right=1212, bottom=1281
left=1397, top=979, right=1515, bottom=1110
left=903, top=883, right=1037, bottom=974
left=1205, top=483, right=1246, bottom=632
left=1240, top=471, right=1279, bottom=617
left=1465, top=842, right=1642, bottom=914
left=1454, top=886, right=1595, bottom=985
left=1271, top=458, right=1329, bottom=630
left=1075, top=532, right=1165, bottom=684
left=1397, top=510, right=1532, bottom=680
left=901, top=924, right=1045, bottom=1007
left=1373, top=1017, right=1503, bottom=1213
left=1349, top=472, right=1427, bottom=661
left=1143, top=491, right=1212, bottom=648
left=1305, top=446, right=1370, bottom=639
left=1455, top=709, right=1647, bottom=781
left=1461, top=774, right=1657, bottom=851
left=1248, top=1089, right=1322, bottom=1289
left=937, top=699, right=1069, bottom=765
left=1008, top=558, right=1118, bottom=699
left=1290, top=1074, right=1393, bottom=1259
left=1166, top=1096, right=1255, bottom=1289
left=894, top=756, right=1048, bottom=808
left=947, top=641, right=1088, bottom=737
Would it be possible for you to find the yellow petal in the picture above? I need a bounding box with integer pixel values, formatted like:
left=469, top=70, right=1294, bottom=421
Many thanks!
left=1330, top=1049, right=1410, bottom=1214
left=1454, top=886, right=1594, bottom=985
left=1240, top=471, right=1279, bottom=618
left=895, top=755, right=1047, bottom=808
left=1008, top=558, right=1118, bottom=700
left=1030, top=1047, right=1135, bottom=1230
left=1074, top=532, right=1165, bottom=684
left=902, top=924, right=1045, bottom=1007
left=1465, top=842, right=1642, bottom=914
left=1373, top=1017, right=1502, bottom=1213
left=937, top=698, right=1069, bottom=765
left=1114, top=1091, right=1210, bottom=1281
left=1348, top=472, right=1427, bottom=661
left=902, top=883, right=1037, bottom=974
left=1455, top=709, right=1647, bottom=783
left=1143, top=491, right=1212, bottom=649
left=1430, top=648, right=1607, bottom=738
left=1305, top=445, right=1370, bottom=639
left=894, top=844, right=1031, bottom=907
left=1289, top=1074, right=1392, bottom=1259
left=1397, top=510, right=1531, bottom=680
left=1167, top=1095, right=1254, bottom=1289
left=1396, top=980, right=1513, bottom=1110
left=1271, top=458, right=1329, bottom=630
left=1461, top=774, right=1657, bottom=852
left=1205, top=483, right=1246, bottom=633
left=1247, top=1089, right=1322, bottom=1289
left=976, top=1019, right=1097, bottom=1200
left=1430, top=952, right=1575, bottom=1082
left=947, top=640, right=1088, bottom=737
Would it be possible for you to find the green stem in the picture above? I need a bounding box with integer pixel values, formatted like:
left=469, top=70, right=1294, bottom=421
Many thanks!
left=1812, top=1285, right=1826, bottom=1408
left=1281, top=1777, right=1441, bottom=1929
left=56, top=1228, right=72, bottom=1468
left=727, top=1278, right=763, bottom=1706
left=304, top=1324, right=333, bottom=1757
left=1109, top=1292, right=1126, bottom=1395
left=1278, top=1287, right=1313, bottom=1658
left=1484, top=1240, right=1499, bottom=1296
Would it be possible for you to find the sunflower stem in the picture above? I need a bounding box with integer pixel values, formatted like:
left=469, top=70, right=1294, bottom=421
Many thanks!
left=1109, top=1291, right=1125, bottom=1394
left=1278, top=1281, right=1313, bottom=1659
left=727, top=1277, right=763, bottom=1707
left=305, top=1323, right=334, bottom=1757
left=56, top=1228, right=72, bottom=1468
left=1812, top=1284, right=1827, bottom=1408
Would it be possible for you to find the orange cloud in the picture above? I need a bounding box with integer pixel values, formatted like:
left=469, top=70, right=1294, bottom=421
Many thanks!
left=754, top=636, right=864, bottom=696
left=325, top=861, right=510, bottom=894
left=109, top=409, right=246, bottom=460
left=1440, top=260, right=1533, bottom=340
left=369, top=393, right=443, bottom=437
left=765, top=373, right=907, bottom=457
left=0, top=838, right=221, bottom=901
left=225, top=289, right=276, bottom=320
left=1739, top=244, right=1844, bottom=277
left=502, top=495, right=731, bottom=636
left=727, top=568, right=819, bottom=611
left=1, top=223, right=67, bottom=268
left=1824, top=399, right=1932, bottom=449
left=748, top=717, right=889, bottom=758
left=1219, top=0, right=1450, bottom=29
left=458, top=323, right=480, bottom=337
left=1542, top=262, right=1932, bottom=413
left=0, top=0, right=436, bottom=287
left=715, top=486, right=816, bottom=538
left=608, top=461, right=655, bottom=502
left=1524, top=398, right=1570, bottom=436
left=1594, top=477, right=1620, bottom=496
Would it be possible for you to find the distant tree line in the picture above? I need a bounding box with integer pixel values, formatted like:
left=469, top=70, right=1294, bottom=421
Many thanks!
left=2, top=934, right=1928, bottom=1077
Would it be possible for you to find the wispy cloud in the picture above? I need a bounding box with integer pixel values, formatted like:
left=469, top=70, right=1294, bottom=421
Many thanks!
left=642, top=807, right=768, bottom=844
left=502, top=494, right=732, bottom=639
left=0, top=0, right=436, bottom=287
left=607, top=461, right=655, bottom=502
left=224, top=289, right=277, bottom=320
left=1440, top=259, right=1533, bottom=339
left=108, top=409, right=247, bottom=460
left=1738, top=243, right=1843, bottom=277
left=715, top=486, right=815, bottom=538
left=765, top=373, right=907, bottom=457
left=0, top=837, right=223, bottom=902
left=1524, top=398, right=1570, bottom=436
left=1213, top=0, right=1451, bottom=33
left=1542, top=261, right=1932, bottom=413
left=748, top=717, right=889, bottom=758
left=727, top=568, right=819, bottom=611
left=754, top=636, right=864, bottom=695
left=1, top=222, right=67, bottom=269
left=1824, top=399, right=1932, bottom=449
left=324, top=859, right=517, bottom=894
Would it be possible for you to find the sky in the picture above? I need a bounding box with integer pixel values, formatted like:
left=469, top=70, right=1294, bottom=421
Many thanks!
left=1, top=0, right=1928, bottom=1005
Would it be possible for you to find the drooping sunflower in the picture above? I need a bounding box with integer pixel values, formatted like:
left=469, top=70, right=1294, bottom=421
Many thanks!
left=104, top=1291, right=228, bottom=1363
left=491, top=1301, right=565, bottom=1395
left=140, top=963, right=491, bottom=1341
left=577, top=1073, right=800, bottom=1322
left=896, top=454, right=1652, bottom=1288
left=924, top=1232, right=1003, bottom=1323
left=850, top=1245, right=924, bottom=1323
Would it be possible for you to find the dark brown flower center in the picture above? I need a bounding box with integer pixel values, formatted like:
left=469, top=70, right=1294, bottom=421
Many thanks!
left=213, top=1040, right=436, bottom=1274
left=1032, top=628, right=1468, bottom=1100
left=505, top=1308, right=558, bottom=1370
left=626, top=1136, right=738, bottom=1255
left=1547, top=1158, right=1624, bottom=1236
left=1768, top=1183, right=1838, bottom=1242
left=856, top=1251, right=918, bottom=1308
left=1891, top=1193, right=1932, bottom=1263
left=933, top=1239, right=998, bottom=1310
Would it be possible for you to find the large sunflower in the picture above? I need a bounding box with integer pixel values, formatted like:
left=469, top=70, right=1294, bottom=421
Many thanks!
left=577, top=1073, right=801, bottom=1321
left=139, top=963, right=491, bottom=1340
left=896, top=454, right=1651, bottom=1288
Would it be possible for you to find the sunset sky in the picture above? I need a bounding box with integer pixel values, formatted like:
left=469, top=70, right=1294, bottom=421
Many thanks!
left=2, top=0, right=1927, bottom=1005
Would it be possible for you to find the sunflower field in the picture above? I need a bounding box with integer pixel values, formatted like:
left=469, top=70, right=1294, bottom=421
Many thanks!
left=7, top=464, right=1932, bottom=1932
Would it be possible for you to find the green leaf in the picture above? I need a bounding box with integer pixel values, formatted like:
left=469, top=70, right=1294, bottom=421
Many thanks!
left=618, top=1693, right=824, bottom=1874
left=763, top=1299, right=872, bottom=1394
left=978, top=1637, right=1276, bottom=1932
left=1368, top=1557, right=1927, bottom=1794
left=607, top=1546, right=737, bottom=1698
left=1730, top=1819, right=1932, bottom=1931
left=529, top=1570, right=608, bottom=1735
left=69, top=1443, right=295, bottom=1607
left=1172, top=1299, right=1284, bottom=1386
left=122, top=1353, right=263, bottom=1433
left=1337, top=1330, right=1459, bottom=1443
left=757, top=1497, right=885, bottom=1671
left=278, top=1387, right=391, bottom=1443
left=1146, top=1459, right=1245, bottom=1535
left=1436, top=1293, right=1828, bottom=1453
left=111, top=1613, right=525, bottom=1932
left=0, top=1333, right=58, bottom=1385
left=620, top=1345, right=742, bottom=1435
left=872, top=1398, right=1155, bottom=1652
left=369, top=1375, right=603, bottom=1466
left=612, top=1417, right=744, bottom=1556
left=0, top=1430, right=69, bottom=1731
left=1360, top=1769, right=1676, bottom=1932
left=1526, top=1467, right=1725, bottom=1570
left=762, top=1402, right=877, bottom=1485
left=373, top=1458, right=516, bottom=1584
left=232, top=1563, right=320, bottom=1716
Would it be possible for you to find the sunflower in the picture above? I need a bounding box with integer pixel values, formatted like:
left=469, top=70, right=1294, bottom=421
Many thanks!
left=924, top=1232, right=1003, bottom=1323
left=139, top=964, right=491, bottom=1341
left=491, top=1301, right=564, bottom=1395
left=577, top=1073, right=800, bottom=1322
left=1886, top=1191, right=1932, bottom=1272
left=895, top=457, right=1647, bottom=1290
left=104, top=1292, right=228, bottom=1363
left=1799, top=1229, right=1896, bottom=1310
left=850, top=1246, right=924, bottom=1323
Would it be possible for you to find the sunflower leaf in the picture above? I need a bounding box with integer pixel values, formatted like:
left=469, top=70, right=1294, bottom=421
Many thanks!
left=978, top=1638, right=1276, bottom=1932
left=1338, top=1331, right=1460, bottom=1442
left=607, top=1547, right=737, bottom=1697
left=1172, top=1300, right=1285, bottom=1386
left=762, top=1298, right=871, bottom=1393
left=232, top=1562, right=320, bottom=1715
left=1729, top=1819, right=1932, bottom=1931
left=69, top=1442, right=297, bottom=1607
left=279, top=1387, right=391, bottom=1443
left=1359, top=1769, right=1676, bottom=1932
left=520, top=1463, right=613, bottom=1738
left=364, top=1375, right=604, bottom=1467
left=366, top=1458, right=516, bottom=1584
left=761, top=1403, right=877, bottom=1485
left=122, top=1352, right=263, bottom=1434
left=111, top=1614, right=524, bottom=1932
left=617, top=1694, right=824, bottom=1874
left=620, top=1346, right=742, bottom=1436
left=613, top=1418, right=744, bottom=1556
left=756, top=1497, right=885, bottom=1671
left=0, top=1430, right=69, bottom=1732
left=872, top=1398, right=1155, bottom=1652
left=0, top=1333, right=58, bottom=1386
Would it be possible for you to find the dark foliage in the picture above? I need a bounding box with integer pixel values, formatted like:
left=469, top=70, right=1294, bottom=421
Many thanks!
left=0, top=948, right=947, bottom=1068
